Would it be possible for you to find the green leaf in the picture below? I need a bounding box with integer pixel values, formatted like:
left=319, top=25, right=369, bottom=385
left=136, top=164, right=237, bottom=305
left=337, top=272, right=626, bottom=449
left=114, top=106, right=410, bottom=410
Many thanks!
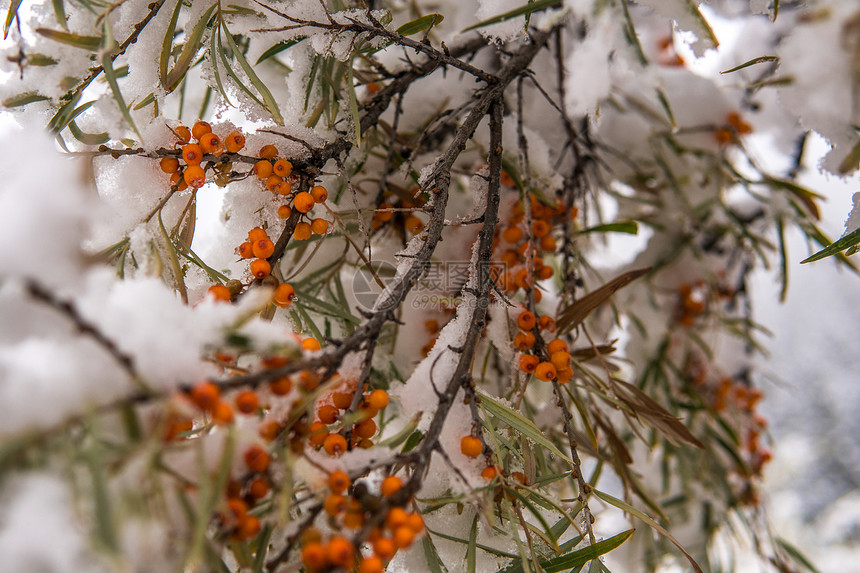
left=592, top=489, right=703, bottom=573
left=462, top=0, right=563, bottom=32
left=3, top=92, right=50, bottom=108
left=422, top=535, right=450, bottom=573
left=775, top=537, right=820, bottom=573
left=4, top=0, right=23, bottom=39
left=378, top=413, right=423, bottom=448
left=69, top=120, right=109, bottom=145
left=159, top=0, right=183, bottom=87
left=165, top=4, right=216, bottom=90
left=684, top=0, right=719, bottom=48
left=577, top=221, right=639, bottom=235
left=479, top=393, right=574, bottom=465
left=426, top=527, right=518, bottom=559
left=101, top=31, right=142, bottom=139
left=346, top=62, right=361, bottom=146
left=26, top=53, right=58, bottom=66
left=801, top=226, right=860, bottom=264
left=396, top=13, right=444, bottom=36
left=720, top=55, right=778, bottom=75
left=52, top=0, right=67, bottom=30
left=255, top=38, right=305, bottom=64
left=220, top=18, right=284, bottom=125
left=35, top=28, right=101, bottom=50
left=466, top=514, right=478, bottom=573
left=503, top=530, right=634, bottom=573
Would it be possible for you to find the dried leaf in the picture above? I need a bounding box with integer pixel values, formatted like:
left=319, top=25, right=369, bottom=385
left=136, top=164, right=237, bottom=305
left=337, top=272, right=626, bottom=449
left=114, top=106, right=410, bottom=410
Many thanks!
left=557, top=268, right=650, bottom=333
left=613, top=380, right=704, bottom=449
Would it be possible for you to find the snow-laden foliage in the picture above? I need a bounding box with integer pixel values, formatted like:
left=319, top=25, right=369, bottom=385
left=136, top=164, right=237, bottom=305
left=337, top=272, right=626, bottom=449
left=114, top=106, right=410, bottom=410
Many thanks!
left=1, top=0, right=858, bottom=571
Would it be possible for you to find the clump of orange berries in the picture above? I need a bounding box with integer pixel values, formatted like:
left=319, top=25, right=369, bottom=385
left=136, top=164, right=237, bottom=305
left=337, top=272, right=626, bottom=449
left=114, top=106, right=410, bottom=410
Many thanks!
left=159, top=121, right=246, bottom=190
left=513, top=310, right=573, bottom=383
left=310, top=388, right=390, bottom=456
left=715, top=111, right=753, bottom=145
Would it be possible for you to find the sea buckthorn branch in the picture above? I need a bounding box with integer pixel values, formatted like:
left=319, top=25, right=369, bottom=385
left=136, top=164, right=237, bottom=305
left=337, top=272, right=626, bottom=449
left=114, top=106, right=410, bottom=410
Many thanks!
left=21, top=278, right=142, bottom=386
left=48, top=0, right=168, bottom=132
left=250, top=1, right=495, bottom=83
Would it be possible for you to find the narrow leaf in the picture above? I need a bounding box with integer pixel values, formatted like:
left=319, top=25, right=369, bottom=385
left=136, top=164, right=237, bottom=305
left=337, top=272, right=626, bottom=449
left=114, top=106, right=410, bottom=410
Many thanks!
left=557, top=268, right=650, bottom=333
left=466, top=513, right=478, bottom=573
left=346, top=62, right=361, bottom=146
left=102, top=42, right=141, bottom=139
left=3, top=92, right=50, bottom=108
left=479, top=393, right=574, bottom=465
left=396, top=13, right=444, bottom=36
left=255, top=38, right=305, bottom=64
left=159, top=0, right=183, bottom=86
left=593, top=489, right=703, bottom=573
left=541, top=530, right=634, bottom=572
left=422, top=535, right=450, bottom=573
left=165, top=4, right=216, bottom=90
left=52, top=0, right=67, bottom=30
left=69, top=120, right=109, bottom=145
left=462, top=0, right=563, bottom=32
left=801, top=226, right=860, bottom=263
left=4, top=0, right=23, bottom=39
left=577, top=221, right=639, bottom=235
left=720, top=55, right=778, bottom=74
left=221, top=19, right=284, bottom=125
left=35, top=28, right=101, bottom=50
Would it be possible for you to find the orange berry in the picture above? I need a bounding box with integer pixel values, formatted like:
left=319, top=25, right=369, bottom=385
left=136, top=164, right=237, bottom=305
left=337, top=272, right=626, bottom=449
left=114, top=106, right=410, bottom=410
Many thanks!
left=225, top=131, right=245, bottom=153
left=715, top=128, right=733, bottom=145
left=380, top=475, right=402, bottom=497
left=160, top=156, right=180, bottom=173
left=235, top=390, right=259, bottom=414
left=332, top=391, right=354, bottom=410
left=265, top=175, right=283, bottom=192
left=323, top=433, right=348, bottom=456
left=460, top=435, right=482, bottom=457
left=376, top=203, right=394, bottom=222
left=359, top=556, right=384, bottom=573
left=191, top=120, right=212, bottom=140
left=244, top=444, right=271, bottom=473
left=539, top=235, right=557, bottom=252
left=327, top=536, right=355, bottom=568
left=208, top=284, right=231, bottom=302
left=274, top=179, right=292, bottom=196
left=269, top=375, right=292, bottom=396
left=250, top=259, right=271, bottom=280
left=258, top=144, right=278, bottom=159
left=354, top=418, right=377, bottom=439
left=385, top=507, right=409, bottom=531
left=550, top=351, right=571, bottom=371
left=367, top=389, right=389, bottom=410
left=162, top=414, right=193, bottom=441
left=311, top=185, right=328, bottom=203
left=302, top=338, right=321, bottom=351
left=318, top=404, right=339, bottom=424
left=310, top=218, right=329, bottom=235
left=406, top=512, right=424, bottom=533
left=273, top=159, right=293, bottom=177
left=199, top=132, right=223, bottom=155
left=191, top=382, right=220, bottom=411
left=237, top=241, right=254, bottom=259
left=254, top=160, right=273, bottom=179
left=277, top=205, right=292, bottom=219
left=513, top=331, right=535, bottom=351
left=235, top=514, right=261, bottom=540
left=252, top=238, right=275, bottom=259
left=324, top=493, right=348, bottom=516
left=393, top=525, right=415, bottom=549
left=404, top=215, right=423, bottom=235
left=546, top=338, right=568, bottom=354
left=248, top=477, right=269, bottom=499
left=259, top=421, right=282, bottom=442
left=514, top=268, right=532, bottom=289
left=502, top=226, right=523, bottom=243
left=534, top=361, right=557, bottom=381
left=301, top=542, right=327, bottom=570
left=293, top=191, right=315, bottom=213
left=293, top=221, right=312, bottom=240
left=328, top=470, right=351, bottom=494
left=308, top=423, right=328, bottom=447
left=175, top=125, right=191, bottom=142
left=184, top=165, right=206, bottom=188
left=481, top=465, right=500, bottom=480
left=511, top=471, right=529, bottom=485
left=273, top=283, right=295, bottom=308
left=517, top=310, right=536, bottom=331
left=532, top=219, right=550, bottom=237
left=299, top=370, right=320, bottom=391
left=212, top=400, right=234, bottom=425
left=556, top=367, right=574, bottom=384
left=373, top=537, right=396, bottom=560
left=343, top=509, right=365, bottom=529
left=519, top=354, right=539, bottom=374
left=538, top=315, right=556, bottom=331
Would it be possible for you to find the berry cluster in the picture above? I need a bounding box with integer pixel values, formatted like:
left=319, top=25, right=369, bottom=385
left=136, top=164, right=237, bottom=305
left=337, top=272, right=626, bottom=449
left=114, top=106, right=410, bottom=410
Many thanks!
left=301, top=473, right=425, bottom=572
left=308, top=388, right=390, bottom=456
left=514, top=311, right=573, bottom=383
left=159, top=121, right=245, bottom=190
left=715, top=111, right=754, bottom=145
